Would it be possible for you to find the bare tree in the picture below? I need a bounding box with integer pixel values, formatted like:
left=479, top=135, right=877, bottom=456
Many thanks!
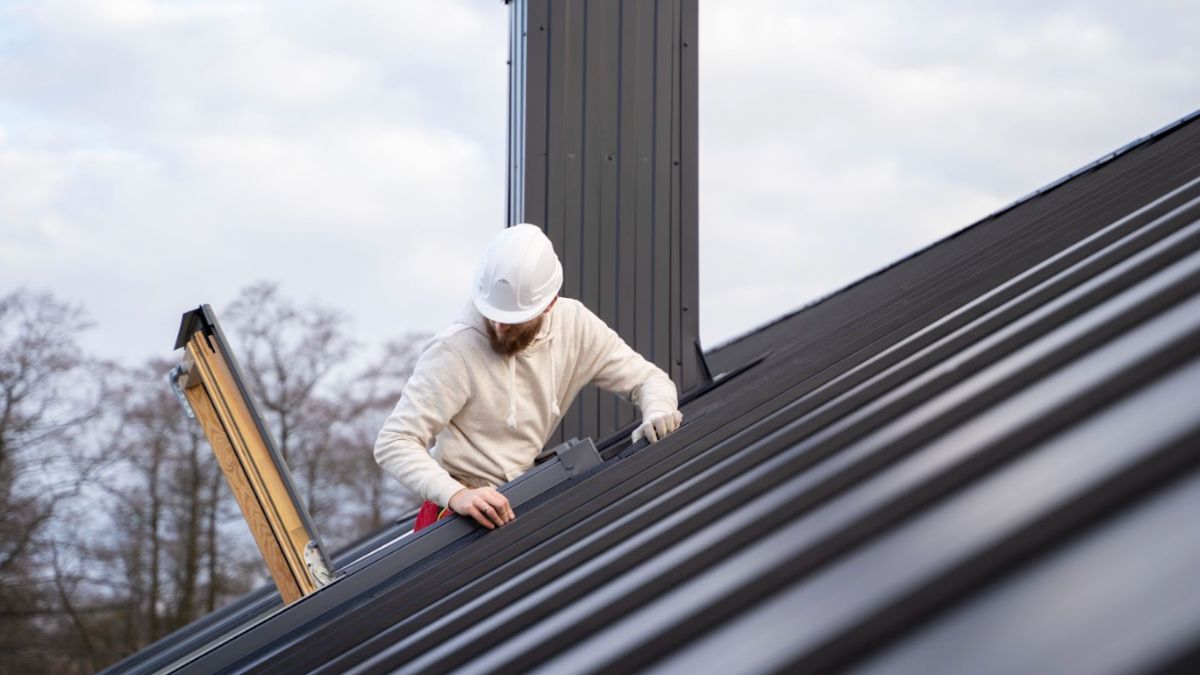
left=0, top=284, right=430, bottom=671
left=223, top=283, right=425, bottom=548
left=64, top=359, right=259, bottom=670
left=224, top=281, right=354, bottom=518
left=336, top=336, right=427, bottom=532
left=0, top=289, right=101, bottom=673
left=0, top=291, right=90, bottom=569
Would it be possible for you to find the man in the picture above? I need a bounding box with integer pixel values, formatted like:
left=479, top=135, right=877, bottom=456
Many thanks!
left=374, top=224, right=683, bottom=532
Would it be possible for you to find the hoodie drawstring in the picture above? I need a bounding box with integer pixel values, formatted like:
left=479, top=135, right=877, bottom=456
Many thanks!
left=549, top=335, right=561, bottom=418
left=506, top=356, right=518, bottom=429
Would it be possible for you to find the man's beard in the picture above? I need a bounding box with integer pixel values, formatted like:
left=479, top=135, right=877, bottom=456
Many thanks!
left=486, top=315, right=544, bottom=356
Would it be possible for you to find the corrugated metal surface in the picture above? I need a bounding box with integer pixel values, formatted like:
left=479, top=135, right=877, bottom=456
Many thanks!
left=107, top=109, right=1200, bottom=673
left=507, top=0, right=704, bottom=448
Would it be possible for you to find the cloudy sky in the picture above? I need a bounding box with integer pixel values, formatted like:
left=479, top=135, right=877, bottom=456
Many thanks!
left=1, top=0, right=1197, bottom=367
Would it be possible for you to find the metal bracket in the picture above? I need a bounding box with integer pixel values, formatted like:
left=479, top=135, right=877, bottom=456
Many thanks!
left=535, top=438, right=572, bottom=465
left=167, top=363, right=196, bottom=419
left=304, top=541, right=335, bottom=587
left=555, top=437, right=601, bottom=478
left=695, top=336, right=714, bottom=386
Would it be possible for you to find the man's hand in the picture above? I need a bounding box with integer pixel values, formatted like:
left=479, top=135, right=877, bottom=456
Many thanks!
left=448, top=486, right=515, bottom=530
left=631, top=410, right=683, bottom=444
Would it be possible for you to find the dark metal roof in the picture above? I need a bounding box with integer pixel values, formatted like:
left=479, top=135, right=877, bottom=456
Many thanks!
left=107, top=111, right=1200, bottom=674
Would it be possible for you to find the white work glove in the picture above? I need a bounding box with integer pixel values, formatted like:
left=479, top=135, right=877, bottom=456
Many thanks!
left=631, top=410, right=683, bottom=444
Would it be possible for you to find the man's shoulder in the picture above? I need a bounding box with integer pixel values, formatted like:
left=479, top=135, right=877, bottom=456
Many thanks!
left=430, top=321, right=475, bottom=343
left=424, top=321, right=487, bottom=361
left=553, top=297, right=595, bottom=322
left=551, top=298, right=618, bottom=347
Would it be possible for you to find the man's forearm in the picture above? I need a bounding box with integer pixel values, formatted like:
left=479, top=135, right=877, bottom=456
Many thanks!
left=635, top=369, right=679, bottom=418
left=374, top=430, right=468, bottom=507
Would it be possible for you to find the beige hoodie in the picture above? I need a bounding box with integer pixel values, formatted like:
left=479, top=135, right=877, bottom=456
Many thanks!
left=373, top=297, right=678, bottom=507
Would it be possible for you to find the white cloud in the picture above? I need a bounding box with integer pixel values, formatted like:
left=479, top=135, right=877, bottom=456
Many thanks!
left=0, top=0, right=1197, bottom=364
left=699, top=0, right=1200, bottom=346
left=0, top=0, right=507, bottom=365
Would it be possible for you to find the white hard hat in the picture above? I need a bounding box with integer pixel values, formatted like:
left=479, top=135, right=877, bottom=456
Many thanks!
left=472, top=223, right=564, bottom=324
